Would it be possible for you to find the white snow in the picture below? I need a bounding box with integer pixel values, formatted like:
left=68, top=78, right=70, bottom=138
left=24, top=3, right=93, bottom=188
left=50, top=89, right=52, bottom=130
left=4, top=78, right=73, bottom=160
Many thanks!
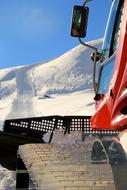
left=0, top=168, right=15, bottom=190
left=0, top=39, right=102, bottom=189
left=0, top=39, right=102, bottom=121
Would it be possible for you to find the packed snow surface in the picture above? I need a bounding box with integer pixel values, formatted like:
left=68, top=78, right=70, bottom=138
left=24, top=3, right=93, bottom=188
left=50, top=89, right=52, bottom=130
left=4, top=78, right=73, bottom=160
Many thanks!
left=0, top=39, right=102, bottom=189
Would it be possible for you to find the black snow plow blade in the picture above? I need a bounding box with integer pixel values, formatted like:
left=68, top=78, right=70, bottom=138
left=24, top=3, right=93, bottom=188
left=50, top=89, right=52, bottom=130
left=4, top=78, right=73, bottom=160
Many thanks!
left=1, top=115, right=117, bottom=170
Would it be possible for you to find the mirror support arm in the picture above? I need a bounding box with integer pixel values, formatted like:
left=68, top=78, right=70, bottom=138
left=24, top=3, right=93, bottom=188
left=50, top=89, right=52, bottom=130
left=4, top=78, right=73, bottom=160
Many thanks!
left=83, top=0, right=93, bottom=6
left=78, top=0, right=100, bottom=94
left=79, top=38, right=97, bottom=51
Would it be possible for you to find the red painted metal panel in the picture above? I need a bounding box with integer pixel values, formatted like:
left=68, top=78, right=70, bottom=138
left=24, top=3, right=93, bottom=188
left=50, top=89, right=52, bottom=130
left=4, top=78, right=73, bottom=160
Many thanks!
left=91, top=0, right=127, bottom=131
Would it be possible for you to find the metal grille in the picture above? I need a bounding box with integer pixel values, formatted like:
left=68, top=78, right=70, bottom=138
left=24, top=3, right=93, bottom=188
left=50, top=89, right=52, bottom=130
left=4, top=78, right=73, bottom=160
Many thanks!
left=4, top=115, right=118, bottom=139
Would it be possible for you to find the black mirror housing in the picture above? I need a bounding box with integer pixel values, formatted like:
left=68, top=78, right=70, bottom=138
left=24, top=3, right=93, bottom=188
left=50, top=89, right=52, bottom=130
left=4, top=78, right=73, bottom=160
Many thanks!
left=71, top=5, right=89, bottom=38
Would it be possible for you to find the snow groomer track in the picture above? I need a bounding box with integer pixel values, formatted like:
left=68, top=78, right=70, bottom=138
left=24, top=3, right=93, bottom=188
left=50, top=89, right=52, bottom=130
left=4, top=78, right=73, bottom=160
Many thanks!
left=14, top=115, right=127, bottom=190
left=18, top=142, right=115, bottom=190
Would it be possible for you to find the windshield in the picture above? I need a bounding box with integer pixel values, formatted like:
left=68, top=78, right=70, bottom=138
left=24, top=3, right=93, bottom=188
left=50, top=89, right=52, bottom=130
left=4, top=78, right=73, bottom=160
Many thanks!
left=101, top=0, right=119, bottom=61
left=98, top=0, right=123, bottom=95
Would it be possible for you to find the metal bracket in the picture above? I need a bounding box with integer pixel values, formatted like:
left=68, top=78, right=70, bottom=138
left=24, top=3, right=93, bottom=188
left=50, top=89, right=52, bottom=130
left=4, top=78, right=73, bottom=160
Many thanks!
left=83, top=0, right=93, bottom=6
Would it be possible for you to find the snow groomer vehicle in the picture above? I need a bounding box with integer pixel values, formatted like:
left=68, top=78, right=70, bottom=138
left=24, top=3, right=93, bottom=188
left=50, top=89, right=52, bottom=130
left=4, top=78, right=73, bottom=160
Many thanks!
left=1, top=0, right=127, bottom=189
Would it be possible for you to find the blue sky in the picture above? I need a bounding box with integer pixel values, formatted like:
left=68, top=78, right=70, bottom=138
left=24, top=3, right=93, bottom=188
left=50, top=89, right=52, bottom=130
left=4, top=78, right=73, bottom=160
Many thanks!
left=0, top=0, right=111, bottom=69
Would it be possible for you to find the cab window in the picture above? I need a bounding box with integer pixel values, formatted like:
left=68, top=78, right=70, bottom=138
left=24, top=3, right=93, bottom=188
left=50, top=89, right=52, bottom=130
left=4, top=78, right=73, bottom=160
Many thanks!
left=98, top=0, right=124, bottom=95
left=110, top=1, right=124, bottom=56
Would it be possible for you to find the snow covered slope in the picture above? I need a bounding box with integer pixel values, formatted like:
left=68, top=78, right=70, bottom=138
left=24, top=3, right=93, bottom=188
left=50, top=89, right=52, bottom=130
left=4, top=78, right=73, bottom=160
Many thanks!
left=0, top=39, right=102, bottom=121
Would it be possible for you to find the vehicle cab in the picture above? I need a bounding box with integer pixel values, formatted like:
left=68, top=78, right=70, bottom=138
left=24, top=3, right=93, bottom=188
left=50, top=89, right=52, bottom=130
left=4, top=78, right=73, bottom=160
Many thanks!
left=71, top=0, right=127, bottom=131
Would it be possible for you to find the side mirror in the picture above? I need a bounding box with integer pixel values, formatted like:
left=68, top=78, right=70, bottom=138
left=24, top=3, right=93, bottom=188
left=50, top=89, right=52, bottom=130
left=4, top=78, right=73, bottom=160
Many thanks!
left=71, top=5, right=89, bottom=38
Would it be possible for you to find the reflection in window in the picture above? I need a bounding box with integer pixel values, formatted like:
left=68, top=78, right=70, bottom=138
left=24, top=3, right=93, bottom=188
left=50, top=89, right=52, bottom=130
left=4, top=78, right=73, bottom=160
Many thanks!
left=99, top=55, right=115, bottom=95
left=110, top=1, right=124, bottom=55
left=98, top=1, right=124, bottom=95
left=101, top=0, right=119, bottom=61
left=101, top=0, right=123, bottom=61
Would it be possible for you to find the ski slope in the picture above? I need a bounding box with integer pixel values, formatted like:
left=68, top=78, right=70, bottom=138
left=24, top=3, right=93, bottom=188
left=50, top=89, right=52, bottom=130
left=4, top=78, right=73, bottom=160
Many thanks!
left=0, top=39, right=102, bottom=121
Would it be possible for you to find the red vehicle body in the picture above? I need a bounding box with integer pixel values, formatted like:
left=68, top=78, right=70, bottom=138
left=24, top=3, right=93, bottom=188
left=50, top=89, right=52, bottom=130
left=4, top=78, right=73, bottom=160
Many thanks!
left=91, top=0, right=127, bottom=132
